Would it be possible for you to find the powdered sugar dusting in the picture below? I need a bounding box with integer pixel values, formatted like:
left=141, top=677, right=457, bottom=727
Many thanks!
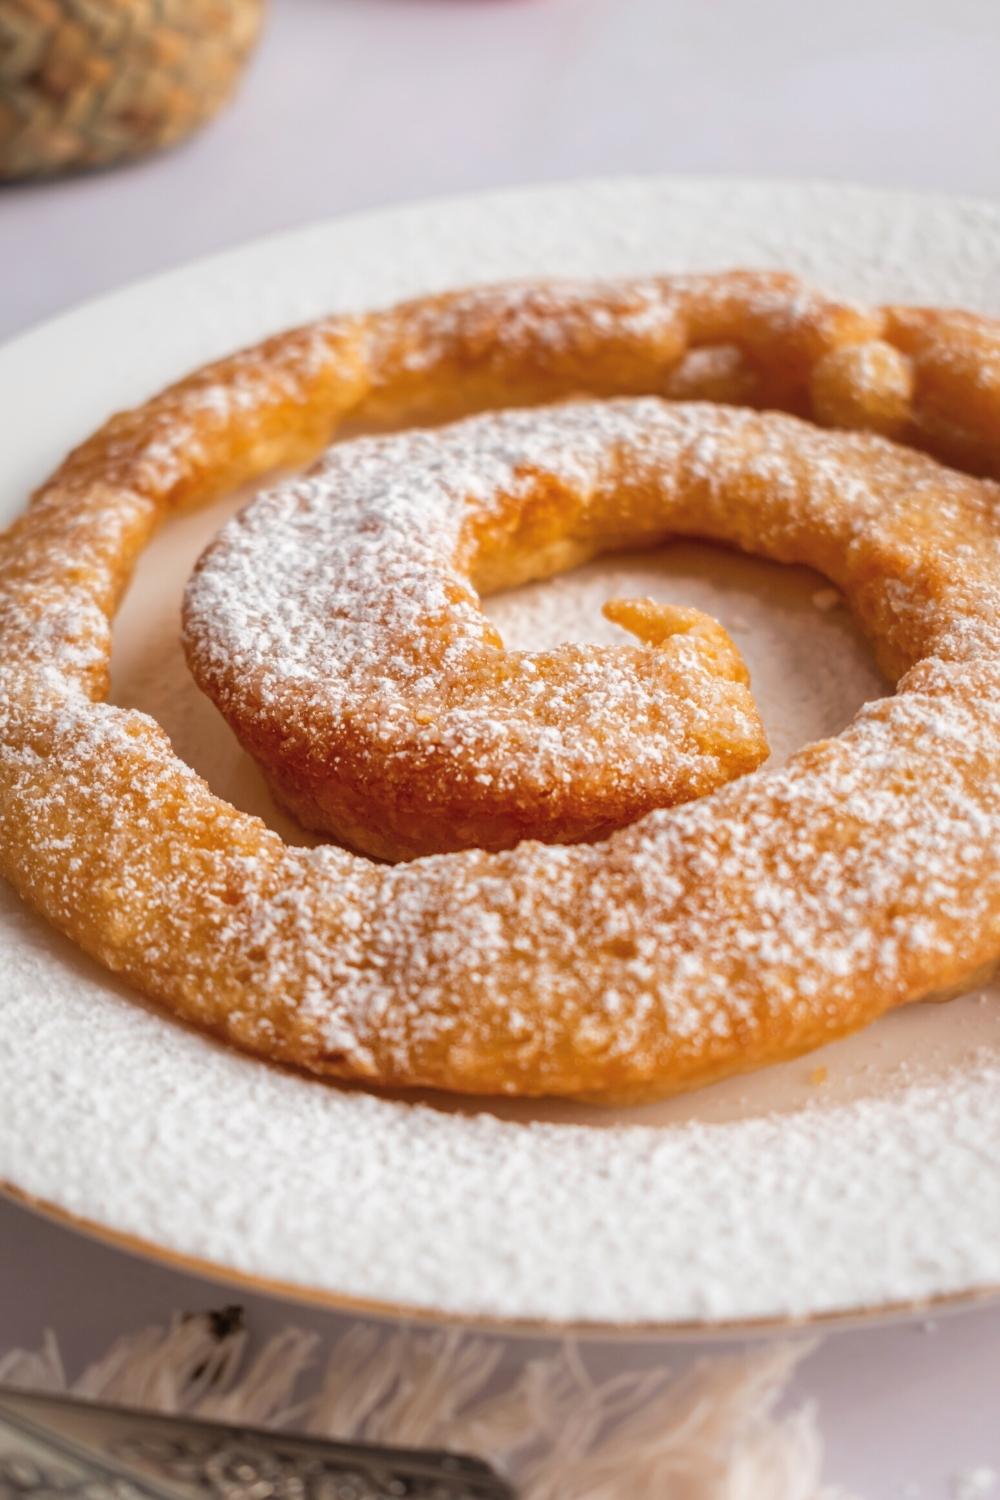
left=183, top=400, right=775, bottom=848
left=2, top=867, right=1000, bottom=1321
left=6, top=307, right=1000, bottom=1098
left=4, top=181, right=1000, bottom=1326
left=178, top=396, right=1000, bottom=1093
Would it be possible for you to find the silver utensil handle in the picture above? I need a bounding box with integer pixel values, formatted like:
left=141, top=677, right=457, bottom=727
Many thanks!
left=0, top=1386, right=514, bottom=1500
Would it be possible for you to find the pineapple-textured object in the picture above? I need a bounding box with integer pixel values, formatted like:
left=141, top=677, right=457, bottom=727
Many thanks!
left=0, top=0, right=264, bottom=179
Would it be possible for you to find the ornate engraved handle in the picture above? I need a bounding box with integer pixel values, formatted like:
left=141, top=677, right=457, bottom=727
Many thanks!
left=0, top=1388, right=513, bottom=1500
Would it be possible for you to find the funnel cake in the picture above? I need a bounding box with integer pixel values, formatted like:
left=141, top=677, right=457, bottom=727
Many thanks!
left=183, top=409, right=768, bottom=859
left=2, top=271, right=1000, bottom=1103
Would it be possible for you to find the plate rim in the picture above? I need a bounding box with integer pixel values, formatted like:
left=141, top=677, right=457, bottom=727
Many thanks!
left=6, top=1177, right=999, bottom=1342
left=6, top=170, right=1000, bottom=363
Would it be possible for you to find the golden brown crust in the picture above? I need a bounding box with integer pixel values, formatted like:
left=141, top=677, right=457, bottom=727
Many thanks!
left=182, top=412, right=769, bottom=859
left=2, top=271, right=1000, bottom=1102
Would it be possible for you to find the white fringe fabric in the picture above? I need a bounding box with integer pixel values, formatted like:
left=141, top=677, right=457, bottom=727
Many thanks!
left=0, top=1313, right=857, bottom=1500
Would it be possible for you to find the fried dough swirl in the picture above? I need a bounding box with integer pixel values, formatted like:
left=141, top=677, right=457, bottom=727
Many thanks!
left=2, top=272, right=1000, bottom=1101
left=183, top=407, right=768, bottom=859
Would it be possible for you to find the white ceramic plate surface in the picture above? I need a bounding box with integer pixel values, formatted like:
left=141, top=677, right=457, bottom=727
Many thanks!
left=3, top=178, right=1000, bottom=1333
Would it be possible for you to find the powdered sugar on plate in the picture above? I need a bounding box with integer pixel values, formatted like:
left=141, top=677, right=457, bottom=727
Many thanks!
left=2, top=179, right=1000, bottom=1327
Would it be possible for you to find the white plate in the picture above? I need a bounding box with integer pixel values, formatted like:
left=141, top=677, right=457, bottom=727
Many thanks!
left=3, top=178, right=1000, bottom=1332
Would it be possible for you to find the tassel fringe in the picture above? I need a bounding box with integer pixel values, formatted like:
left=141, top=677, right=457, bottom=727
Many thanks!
left=0, top=1312, right=856, bottom=1499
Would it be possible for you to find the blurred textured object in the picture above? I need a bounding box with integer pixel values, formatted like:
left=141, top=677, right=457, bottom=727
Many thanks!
left=0, top=0, right=264, bottom=180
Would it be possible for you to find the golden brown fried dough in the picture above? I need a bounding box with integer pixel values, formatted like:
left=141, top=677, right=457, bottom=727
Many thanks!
left=2, top=272, right=1000, bottom=1102
left=183, top=407, right=768, bottom=859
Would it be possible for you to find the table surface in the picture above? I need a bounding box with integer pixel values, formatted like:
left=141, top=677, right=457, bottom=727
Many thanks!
left=3, top=2, right=1000, bottom=1495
